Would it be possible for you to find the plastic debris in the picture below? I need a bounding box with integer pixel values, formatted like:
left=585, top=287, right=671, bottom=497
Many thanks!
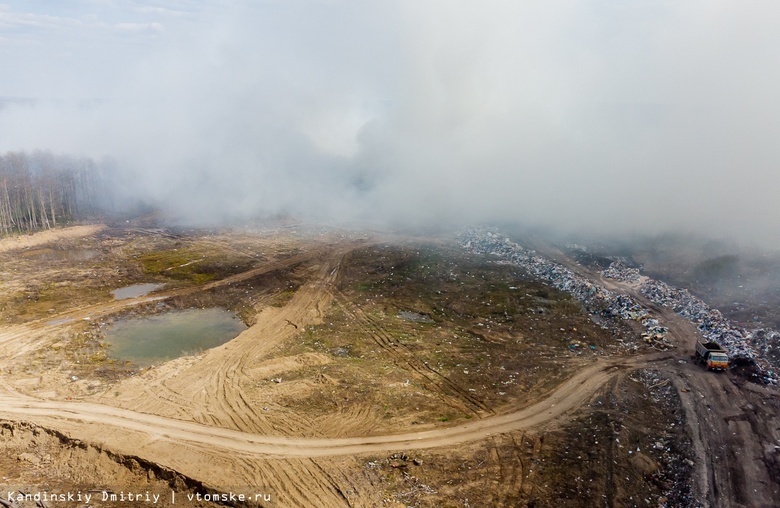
left=603, top=260, right=642, bottom=284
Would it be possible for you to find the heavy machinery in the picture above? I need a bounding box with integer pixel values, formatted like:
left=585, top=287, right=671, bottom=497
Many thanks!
left=694, top=341, right=729, bottom=371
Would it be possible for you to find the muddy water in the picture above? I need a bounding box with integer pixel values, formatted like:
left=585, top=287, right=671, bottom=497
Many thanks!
left=398, top=311, right=434, bottom=323
left=104, top=308, right=247, bottom=366
left=111, top=283, right=165, bottom=300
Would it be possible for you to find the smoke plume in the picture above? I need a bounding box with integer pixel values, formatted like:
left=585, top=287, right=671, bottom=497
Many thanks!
left=1, top=1, right=779, bottom=245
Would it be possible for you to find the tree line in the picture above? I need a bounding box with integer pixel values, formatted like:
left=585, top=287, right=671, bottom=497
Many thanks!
left=0, top=151, right=107, bottom=235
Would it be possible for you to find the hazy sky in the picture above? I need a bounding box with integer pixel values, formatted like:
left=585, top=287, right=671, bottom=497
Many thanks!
left=1, top=1, right=779, bottom=243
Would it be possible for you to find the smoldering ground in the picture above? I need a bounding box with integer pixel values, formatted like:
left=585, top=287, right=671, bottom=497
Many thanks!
left=1, top=1, right=779, bottom=246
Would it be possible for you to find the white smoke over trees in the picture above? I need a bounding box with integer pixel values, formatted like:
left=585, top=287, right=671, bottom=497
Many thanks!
left=0, top=151, right=105, bottom=233
left=1, top=1, right=779, bottom=245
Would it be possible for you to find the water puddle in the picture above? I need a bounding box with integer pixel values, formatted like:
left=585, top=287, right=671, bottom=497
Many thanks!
left=111, top=283, right=165, bottom=300
left=398, top=311, right=434, bottom=323
left=104, top=308, right=247, bottom=366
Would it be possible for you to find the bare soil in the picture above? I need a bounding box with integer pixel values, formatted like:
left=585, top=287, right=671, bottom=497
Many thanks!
left=0, top=224, right=778, bottom=507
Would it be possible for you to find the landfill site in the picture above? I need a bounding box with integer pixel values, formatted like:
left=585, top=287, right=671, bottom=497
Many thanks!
left=0, top=222, right=779, bottom=508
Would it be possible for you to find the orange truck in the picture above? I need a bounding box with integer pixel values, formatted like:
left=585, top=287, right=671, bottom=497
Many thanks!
left=695, top=341, right=729, bottom=371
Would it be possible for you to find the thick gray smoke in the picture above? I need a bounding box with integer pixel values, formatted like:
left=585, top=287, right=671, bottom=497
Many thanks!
left=1, top=1, right=779, bottom=244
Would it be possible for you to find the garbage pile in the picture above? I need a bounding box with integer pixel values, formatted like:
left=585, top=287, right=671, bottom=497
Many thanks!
left=603, top=294, right=648, bottom=320
left=746, top=329, right=780, bottom=359
left=459, top=228, right=649, bottom=332
left=603, top=261, right=642, bottom=284
left=460, top=229, right=606, bottom=303
left=640, top=279, right=753, bottom=356
left=459, top=227, right=778, bottom=384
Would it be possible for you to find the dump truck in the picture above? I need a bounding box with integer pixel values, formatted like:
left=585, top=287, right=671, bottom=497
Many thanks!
left=694, top=341, right=729, bottom=371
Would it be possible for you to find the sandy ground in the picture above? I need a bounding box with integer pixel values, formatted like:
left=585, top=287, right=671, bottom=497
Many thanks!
left=0, top=354, right=664, bottom=458
left=0, top=224, right=105, bottom=253
left=0, top=225, right=778, bottom=507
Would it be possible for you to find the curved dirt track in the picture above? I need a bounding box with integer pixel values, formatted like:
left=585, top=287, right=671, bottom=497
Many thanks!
left=0, top=354, right=664, bottom=459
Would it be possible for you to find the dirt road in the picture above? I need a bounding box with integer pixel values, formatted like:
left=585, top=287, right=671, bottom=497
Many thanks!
left=0, top=354, right=665, bottom=459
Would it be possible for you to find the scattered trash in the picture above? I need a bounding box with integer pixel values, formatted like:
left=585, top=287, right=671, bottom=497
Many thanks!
left=398, top=311, right=434, bottom=323
left=331, top=347, right=350, bottom=358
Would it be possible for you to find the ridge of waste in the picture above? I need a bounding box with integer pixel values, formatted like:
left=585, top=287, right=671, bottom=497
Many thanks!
left=459, top=227, right=778, bottom=385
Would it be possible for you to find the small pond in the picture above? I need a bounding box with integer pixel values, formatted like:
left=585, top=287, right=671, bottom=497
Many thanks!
left=111, top=283, right=165, bottom=300
left=104, top=307, right=247, bottom=366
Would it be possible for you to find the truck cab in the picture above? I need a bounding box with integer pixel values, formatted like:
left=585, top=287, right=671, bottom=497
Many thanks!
left=695, top=341, right=729, bottom=371
left=706, top=352, right=729, bottom=370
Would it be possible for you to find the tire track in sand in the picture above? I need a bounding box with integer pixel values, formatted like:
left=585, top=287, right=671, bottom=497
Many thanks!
left=334, top=293, right=491, bottom=416
left=0, top=355, right=659, bottom=459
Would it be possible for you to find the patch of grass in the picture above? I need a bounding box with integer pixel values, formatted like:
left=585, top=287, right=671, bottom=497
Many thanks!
left=137, top=249, right=216, bottom=283
left=138, top=249, right=194, bottom=273
left=2, top=277, right=113, bottom=322
left=88, top=351, right=108, bottom=364
left=189, top=272, right=217, bottom=284
left=136, top=246, right=258, bottom=285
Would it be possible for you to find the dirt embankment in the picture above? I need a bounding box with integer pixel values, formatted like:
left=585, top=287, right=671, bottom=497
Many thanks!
left=0, top=225, right=105, bottom=253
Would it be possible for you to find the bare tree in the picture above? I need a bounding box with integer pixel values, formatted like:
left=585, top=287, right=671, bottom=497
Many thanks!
left=0, top=150, right=107, bottom=235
